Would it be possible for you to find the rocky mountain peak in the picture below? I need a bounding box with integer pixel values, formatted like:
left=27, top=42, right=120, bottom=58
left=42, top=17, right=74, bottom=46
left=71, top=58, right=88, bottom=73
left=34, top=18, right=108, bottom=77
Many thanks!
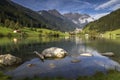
left=38, top=9, right=94, bottom=29
left=48, top=9, right=62, bottom=17
left=63, top=12, right=94, bottom=28
left=63, top=12, right=83, bottom=20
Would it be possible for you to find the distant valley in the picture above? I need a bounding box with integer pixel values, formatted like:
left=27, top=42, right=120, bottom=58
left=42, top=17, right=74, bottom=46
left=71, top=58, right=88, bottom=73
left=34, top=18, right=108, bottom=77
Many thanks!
left=38, top=9, right=94, bottom=29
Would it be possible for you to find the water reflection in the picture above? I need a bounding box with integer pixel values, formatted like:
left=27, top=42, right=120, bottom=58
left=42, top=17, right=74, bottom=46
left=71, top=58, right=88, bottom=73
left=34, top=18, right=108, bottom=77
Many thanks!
left=0, top=37, right=120, bottom=79
left=13, top=38, right=18, bottom=44
left=6, top=54, right=120, bottom=80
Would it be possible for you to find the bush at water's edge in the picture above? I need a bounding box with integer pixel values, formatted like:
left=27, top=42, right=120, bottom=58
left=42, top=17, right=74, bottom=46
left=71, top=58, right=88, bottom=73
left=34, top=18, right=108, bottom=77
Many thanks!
left=0, top=72, right=11, bottom=80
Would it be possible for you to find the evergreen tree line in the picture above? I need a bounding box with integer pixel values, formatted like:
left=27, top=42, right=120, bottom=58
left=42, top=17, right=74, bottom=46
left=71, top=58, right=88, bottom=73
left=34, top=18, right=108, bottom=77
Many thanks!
left=84, top=9, right=120, bottom=32
left=0, top=11, right=47, bottom=29
left=0, top=0, right=48, bottom=29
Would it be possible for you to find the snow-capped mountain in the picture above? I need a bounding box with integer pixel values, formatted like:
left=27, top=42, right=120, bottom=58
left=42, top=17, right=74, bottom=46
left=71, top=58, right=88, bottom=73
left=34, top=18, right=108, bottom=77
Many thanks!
left=64, top=13, right=94, bottom=28
left=38, top=9, right=79, bottom=31
left=38, top=9, right=94, bottom=30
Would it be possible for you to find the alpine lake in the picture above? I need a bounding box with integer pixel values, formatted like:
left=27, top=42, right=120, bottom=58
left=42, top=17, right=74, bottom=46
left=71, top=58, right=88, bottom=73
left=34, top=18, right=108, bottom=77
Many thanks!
left=0, top=36, right=120, bottom=80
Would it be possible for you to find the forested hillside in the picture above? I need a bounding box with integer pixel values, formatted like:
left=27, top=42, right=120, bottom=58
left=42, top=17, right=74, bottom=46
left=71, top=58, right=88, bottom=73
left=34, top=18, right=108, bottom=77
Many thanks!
left=0, top=0, right=49, bottom=29
left=84, top=9, right=120, bottom=32
left=0, top=0, right=77, bottom=31
left=38, top=10, right=78, bottom=31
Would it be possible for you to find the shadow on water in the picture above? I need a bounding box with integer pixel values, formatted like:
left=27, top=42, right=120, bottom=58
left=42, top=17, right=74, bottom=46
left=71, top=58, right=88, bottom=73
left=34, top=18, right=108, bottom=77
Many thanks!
left=0, top=37, right=120, bottom=79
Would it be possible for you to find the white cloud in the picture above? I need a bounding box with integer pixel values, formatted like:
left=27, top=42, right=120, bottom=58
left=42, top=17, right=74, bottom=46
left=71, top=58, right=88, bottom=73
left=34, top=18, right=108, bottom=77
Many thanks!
left=91, top=12, right=110, bottom=20
left=95, top=0, right=120, bottom=10
left=111, top=4, right=120, bottom=10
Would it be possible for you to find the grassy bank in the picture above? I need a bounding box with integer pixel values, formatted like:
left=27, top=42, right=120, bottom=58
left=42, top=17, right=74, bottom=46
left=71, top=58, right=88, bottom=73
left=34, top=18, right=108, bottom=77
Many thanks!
left=0, top=72, right=11, bottom=80
left=20, top=27, right=67, bottom=37
left=23, top=70, right=120, bottom=80
left=103, top=29, right=120, bottom=39
left=0, top=27, right=15, bottom=37
left=81, top=29, right=120, bottom=39
left=0, top=26, right=67, bottom=37
left=0, top=68, right=120, bottom=80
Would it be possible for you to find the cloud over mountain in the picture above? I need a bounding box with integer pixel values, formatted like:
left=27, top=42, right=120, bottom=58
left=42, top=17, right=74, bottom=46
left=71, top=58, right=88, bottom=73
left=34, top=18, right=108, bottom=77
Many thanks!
left=95, top=0, right=120, bottom=10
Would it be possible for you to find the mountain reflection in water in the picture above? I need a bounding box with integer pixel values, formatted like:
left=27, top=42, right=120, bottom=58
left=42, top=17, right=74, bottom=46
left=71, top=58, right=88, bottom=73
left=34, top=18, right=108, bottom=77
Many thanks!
left=0, top=37, right=120, bottom=79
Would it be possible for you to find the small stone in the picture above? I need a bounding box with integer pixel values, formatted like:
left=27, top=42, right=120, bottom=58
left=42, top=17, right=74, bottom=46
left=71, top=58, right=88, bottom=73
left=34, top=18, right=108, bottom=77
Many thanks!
left=27, top=64, right=35, bottom=67
left=80, top=53, right=93, bottom=57
left=49, top=63, right=56, bottom=68
left=71, top=59, right=80, bottom=63
left=101, top=52, right=114, bottom=57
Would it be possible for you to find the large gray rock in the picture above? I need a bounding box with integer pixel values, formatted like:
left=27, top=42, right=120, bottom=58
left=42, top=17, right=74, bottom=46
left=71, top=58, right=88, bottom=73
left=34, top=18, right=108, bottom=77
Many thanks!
left=42, top=47, right=68, bottom=58
left=0, top=54, right=22, bottom=66
left=34, top=47, right=68, bottom=60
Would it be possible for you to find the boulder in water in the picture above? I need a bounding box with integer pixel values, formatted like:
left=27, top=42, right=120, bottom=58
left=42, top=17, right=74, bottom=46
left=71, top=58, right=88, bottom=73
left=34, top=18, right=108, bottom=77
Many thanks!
left=34, top=47, right=68, bottom=60
left=0, top=54, right=22, bottom=66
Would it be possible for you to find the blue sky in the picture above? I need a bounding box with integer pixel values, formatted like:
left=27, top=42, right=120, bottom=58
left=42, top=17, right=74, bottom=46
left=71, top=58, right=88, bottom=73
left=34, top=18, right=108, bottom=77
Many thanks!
left=12, top=0, right=120, bottom=19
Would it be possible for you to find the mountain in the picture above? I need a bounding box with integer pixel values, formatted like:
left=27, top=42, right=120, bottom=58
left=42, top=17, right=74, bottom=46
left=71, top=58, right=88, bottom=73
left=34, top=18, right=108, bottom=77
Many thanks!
left=83, top=9, right=120, bottom=32
left=0, top=0, right=77, bottom=31
left=0, top=0, right=48, bottom=29
left=63, top=13, right=94, bottom=28
left=48, top=9, right=64, bottom=19
left=38, top=9, right=79, bottom=31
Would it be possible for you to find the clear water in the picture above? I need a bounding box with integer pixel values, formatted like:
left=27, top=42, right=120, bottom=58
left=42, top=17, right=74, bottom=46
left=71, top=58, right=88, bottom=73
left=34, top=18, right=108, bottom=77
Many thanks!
left=0, top=37, right=120, bottom=79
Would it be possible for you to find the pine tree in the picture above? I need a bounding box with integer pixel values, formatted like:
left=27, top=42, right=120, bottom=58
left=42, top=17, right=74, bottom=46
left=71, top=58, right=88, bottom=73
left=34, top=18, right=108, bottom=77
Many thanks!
left=5, top=19, right=10, bottom=27
left=9, top=21, right=15, bottom=29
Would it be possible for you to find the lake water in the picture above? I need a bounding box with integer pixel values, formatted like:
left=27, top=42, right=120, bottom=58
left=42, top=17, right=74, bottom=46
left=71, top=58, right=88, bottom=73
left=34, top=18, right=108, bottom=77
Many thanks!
left=0, top=37, right=120, bottom=79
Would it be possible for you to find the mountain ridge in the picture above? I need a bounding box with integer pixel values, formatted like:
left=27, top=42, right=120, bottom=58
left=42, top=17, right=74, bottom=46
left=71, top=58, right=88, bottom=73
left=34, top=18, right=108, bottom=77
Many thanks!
left=0, top=0, right=48, bottom=28
left=38, top=9, right=94, bottom=29
left=0, top=0, right=79, bottom=31
left=38, top=9, right=79, bottom=31
left=63, top=12, right=94, bottom=28
left=0, top=0, right=94, bottom=32
left=84, top=9, right=120, bottom=32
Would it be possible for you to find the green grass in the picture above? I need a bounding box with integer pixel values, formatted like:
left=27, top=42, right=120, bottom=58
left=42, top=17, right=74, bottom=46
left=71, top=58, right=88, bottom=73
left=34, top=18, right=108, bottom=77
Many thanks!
left=0, top=66, right=120, bottom=80
left=0, top=26, right=14, bottom=37
left=0, top=27, right=13, bottom=34
left=0, top=72, right=11, bottom=80
left=22, top=70, right=120, bottom=80
left=0, top=26, right=20, bottom=37
left=77, top=70, right=120, bottom=80
left=103, top=29, right=120, bottom=39
left=20, top=27, right=66, bottom=37
left=0, top=26, right=66, bottom=37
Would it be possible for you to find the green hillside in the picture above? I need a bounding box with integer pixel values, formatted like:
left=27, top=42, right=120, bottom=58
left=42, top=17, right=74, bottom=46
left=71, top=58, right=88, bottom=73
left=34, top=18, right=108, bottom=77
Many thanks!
left=84, top=9, right=120, bottom=33
left=0, top=0, right=78, bottom=31
left=0, top=25, right=66, bottom=37
left=0, top=0, right=48, bottom=29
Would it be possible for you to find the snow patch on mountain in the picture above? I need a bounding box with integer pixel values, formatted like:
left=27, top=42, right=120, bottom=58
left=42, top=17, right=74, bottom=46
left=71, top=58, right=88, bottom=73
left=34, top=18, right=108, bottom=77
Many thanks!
left=63, top=13, right=94, bottom=28
left=72, top=20, right=78, bottom=24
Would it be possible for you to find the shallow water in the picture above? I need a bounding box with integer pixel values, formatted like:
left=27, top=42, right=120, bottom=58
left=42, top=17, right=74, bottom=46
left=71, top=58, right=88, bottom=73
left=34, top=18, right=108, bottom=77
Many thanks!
left=6, top=51, right=120, bottom=80
left=0, top=37, right=120, bottom=79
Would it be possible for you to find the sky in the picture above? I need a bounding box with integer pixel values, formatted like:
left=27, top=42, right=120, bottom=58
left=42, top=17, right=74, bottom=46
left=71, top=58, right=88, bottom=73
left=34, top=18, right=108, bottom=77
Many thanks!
left=12, top=0, right=120, bottom=19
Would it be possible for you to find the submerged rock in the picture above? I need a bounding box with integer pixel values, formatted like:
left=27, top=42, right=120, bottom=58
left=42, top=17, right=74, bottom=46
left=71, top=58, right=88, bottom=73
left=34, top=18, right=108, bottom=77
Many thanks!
left=101, top=52, right=114, bottom=57
left=0, top=54, right=22, bottom=66
left=49, top=63, right=56, bottom=68
left=27, top=64, right=36, bottom=68
left=34, top=47, right=68, bottom=60
left=71, top=59, right=80, bottom=63
left=80, top=53, right=93, bottom=57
